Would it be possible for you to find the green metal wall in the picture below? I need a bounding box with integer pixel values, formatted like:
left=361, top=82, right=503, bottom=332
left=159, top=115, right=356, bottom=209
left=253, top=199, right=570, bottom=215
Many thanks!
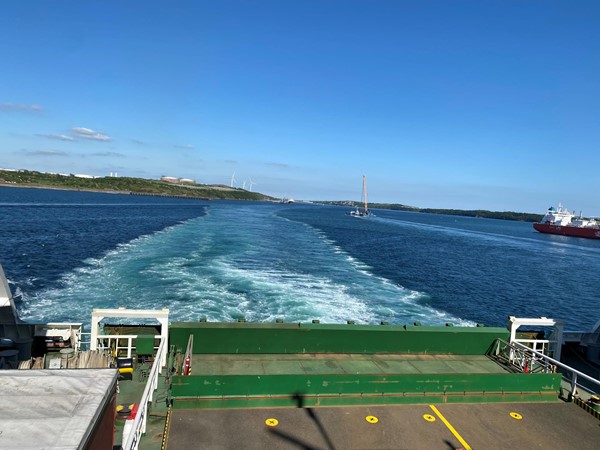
left=168, top=322, right=560, bottom=409
left=169, top=322, right=509, bottom=355
left=173, top=391, right=559, bottom=409
left=171, top=372, right=561, bottom=407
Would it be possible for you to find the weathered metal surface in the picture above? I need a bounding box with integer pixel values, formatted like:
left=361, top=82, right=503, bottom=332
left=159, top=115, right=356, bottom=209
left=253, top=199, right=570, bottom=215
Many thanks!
left=169, top=322, right=558, bottom=408
left=166, top=402, right=600, bottom=450
left=170, top=353, right=560, bottom=407
left=169, top=321, right=509, bottom=355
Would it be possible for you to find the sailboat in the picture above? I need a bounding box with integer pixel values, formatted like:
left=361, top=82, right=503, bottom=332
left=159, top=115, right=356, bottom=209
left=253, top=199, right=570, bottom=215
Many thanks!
left=348, top=175, right=373, bottom=218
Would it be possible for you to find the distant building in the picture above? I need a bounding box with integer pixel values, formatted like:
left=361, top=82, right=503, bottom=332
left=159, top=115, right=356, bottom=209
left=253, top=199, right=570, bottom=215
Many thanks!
left=73, top=174, right=95, bottom=179
left=160, top=176, right=196, bottom=184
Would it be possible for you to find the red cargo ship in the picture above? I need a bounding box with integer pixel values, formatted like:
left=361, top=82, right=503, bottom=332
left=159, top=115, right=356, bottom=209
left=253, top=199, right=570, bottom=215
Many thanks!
left=533, top=204, right=600, bottom=239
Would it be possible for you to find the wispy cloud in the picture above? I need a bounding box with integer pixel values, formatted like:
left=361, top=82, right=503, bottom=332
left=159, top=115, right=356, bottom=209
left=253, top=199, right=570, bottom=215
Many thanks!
left=37, top=133, right=76, bottom=142
left=131, top=139, right=147, bottom=146
left=71, top=127, right=112, bottom=141
left=1, top=102, right=44, bottom=112
left=90, top=151, right=126, bottom=158
left=19, top=149, right=68, bottom=157
left=174, top=144, right=195, bottom=150
left=265, top=162, right=290, bottom=169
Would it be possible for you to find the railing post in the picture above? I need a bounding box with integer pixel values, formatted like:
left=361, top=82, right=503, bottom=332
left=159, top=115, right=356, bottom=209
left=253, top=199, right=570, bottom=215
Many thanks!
left=570, top=373, right=578, bottom=401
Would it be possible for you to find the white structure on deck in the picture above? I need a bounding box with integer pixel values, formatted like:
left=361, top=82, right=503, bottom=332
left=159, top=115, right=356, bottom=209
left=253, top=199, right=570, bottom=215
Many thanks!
left=508, top=316, right=564, bottom=361
left=0, top=369, right=118, bottom=449
left=90, top=308, right=169, bottom=367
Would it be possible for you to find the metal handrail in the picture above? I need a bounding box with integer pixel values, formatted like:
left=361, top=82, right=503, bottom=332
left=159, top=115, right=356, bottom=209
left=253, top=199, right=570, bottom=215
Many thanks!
left=181, top=334, right=193, bottom=375
left=95, top=334, right=160, bottom=360
left=121, top=335, right=167, bottom=450
left=491, top=338, right=600, bottom=400
left=79, top=332, right=92, bottom=351
left=492, top=338, right=554, bottom=374
left=512, top=340, right=600, bottom=399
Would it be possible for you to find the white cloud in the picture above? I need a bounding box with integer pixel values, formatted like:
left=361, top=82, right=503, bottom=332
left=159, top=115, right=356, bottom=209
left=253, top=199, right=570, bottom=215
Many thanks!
left=71, top=127, right=112, bottom=141
left=174, top=144, right=195, bottom=150
left=90, top=151, right=125, bottom=158
left=19, top=149, right=68, bottom=157
left=0, top=102, right=44, bottom=112
left=37, top=133, right=76, bottom=141
left=265, top=162, right=290, bottom=169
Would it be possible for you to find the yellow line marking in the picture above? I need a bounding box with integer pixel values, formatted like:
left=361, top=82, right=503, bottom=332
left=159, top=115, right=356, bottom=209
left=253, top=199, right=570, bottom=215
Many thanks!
left=265, top=418, right=279, bottom=427
left=429, top=405, right=471, bottom=450
left=366, top=415, right=379, bottom=423
left=510, top=412, right=523, bottom=420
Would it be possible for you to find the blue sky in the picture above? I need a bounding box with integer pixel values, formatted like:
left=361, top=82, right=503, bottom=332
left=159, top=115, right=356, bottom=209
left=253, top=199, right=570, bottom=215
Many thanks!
left=1, top=1, right=599, bottom=214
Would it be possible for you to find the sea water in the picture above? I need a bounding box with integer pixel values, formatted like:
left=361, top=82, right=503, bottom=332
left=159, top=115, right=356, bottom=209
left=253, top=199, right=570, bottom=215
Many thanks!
left=1, top=187, right=599, bottom=329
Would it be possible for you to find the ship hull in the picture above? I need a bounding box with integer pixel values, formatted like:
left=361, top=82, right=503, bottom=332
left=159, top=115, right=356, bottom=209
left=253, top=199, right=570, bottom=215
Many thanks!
left=533, top=223, right=600, bottom=239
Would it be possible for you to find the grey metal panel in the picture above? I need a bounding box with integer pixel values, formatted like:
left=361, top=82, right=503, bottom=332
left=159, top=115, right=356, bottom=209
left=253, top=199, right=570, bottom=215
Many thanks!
left=0, top=369, right=118, bottom=449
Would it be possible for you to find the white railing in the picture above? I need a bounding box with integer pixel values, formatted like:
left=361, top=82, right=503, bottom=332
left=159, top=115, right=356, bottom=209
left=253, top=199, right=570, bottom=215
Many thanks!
left=514, top=341, right=600, bottom=400
left=511, top=338, right=553, bottom=356
left=96, top=334, right=136, bottom=358
left=492, top=338, right=554, bottom=374
left=79, top=332, right=92, bottom=351
left=492, top=338, right=600, bottom=400
left=95, top=334, right=160, bottom=360
left=121, top=336, right=167, bottom=450
left=181, top=334, right=193, bottom=375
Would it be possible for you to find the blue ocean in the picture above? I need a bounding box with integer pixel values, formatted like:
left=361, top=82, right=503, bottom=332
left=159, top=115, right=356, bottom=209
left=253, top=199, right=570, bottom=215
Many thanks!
left=1, top=187, right=599, bottom=330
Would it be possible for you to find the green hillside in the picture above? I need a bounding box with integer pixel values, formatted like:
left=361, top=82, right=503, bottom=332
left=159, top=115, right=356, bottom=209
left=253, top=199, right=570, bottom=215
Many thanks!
left=0, top=169, right=274, bottom=201
left=319, top=200, right=542, bottom=222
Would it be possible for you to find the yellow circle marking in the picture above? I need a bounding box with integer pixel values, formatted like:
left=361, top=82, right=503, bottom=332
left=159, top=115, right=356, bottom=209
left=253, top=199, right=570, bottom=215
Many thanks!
left=423, top=414, right=436, bottom=422
left=366, top=415, right=378, bottom=424
left=510, top=412, right=523, bottom=420
left=265, top=418, right=279, bottom=427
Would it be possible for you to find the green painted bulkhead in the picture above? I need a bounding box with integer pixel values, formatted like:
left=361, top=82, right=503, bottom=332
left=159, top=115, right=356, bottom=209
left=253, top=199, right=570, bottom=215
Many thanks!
left=171, top=322, right=504, bottom=355
left=169, top=322, right=562, bottom=408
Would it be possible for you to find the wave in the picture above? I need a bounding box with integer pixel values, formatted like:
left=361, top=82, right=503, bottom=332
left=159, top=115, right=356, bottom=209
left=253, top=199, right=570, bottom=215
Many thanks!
left=18, top=204, right=472, bottom=326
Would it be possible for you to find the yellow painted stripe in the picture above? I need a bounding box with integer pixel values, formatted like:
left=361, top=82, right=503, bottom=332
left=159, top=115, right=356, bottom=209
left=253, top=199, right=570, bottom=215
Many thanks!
left=429, top=405, right=472, bottom=450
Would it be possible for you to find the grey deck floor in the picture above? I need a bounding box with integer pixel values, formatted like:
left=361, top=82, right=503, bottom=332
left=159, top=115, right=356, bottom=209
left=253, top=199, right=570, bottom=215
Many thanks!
left=192, top=353, right=508, bottom=376
left=167, top=402, right=600, bottom=449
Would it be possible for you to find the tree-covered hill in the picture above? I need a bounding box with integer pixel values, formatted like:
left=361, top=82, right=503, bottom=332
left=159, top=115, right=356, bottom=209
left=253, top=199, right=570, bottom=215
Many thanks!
left=0, top=169, right=275, bottom=201
left=319, top=200, right=543, bottom=222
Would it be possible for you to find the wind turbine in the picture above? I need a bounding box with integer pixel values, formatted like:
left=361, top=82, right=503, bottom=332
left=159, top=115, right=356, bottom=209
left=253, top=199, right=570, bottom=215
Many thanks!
left=230, top=171, right=237, bottom=188
left=242, top=180, right=247, bottom=190
left=248, top=178, right=256, bottom=192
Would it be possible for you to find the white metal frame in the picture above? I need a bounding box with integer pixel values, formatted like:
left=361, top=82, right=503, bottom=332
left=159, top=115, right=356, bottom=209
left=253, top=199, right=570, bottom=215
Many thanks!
left=122, top=336, right=168, bottom=450
left=90, top=308, right=169, bottom=367
left=508, top=316, right=564, bottom=361
left=512, top=341, right=600, bottom=400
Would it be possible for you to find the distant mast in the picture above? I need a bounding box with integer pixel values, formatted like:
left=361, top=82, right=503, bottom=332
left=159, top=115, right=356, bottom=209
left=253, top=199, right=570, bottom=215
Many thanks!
left=363, top=175, right=368, bottom=214
left=347, top=175, right=372, bottom=217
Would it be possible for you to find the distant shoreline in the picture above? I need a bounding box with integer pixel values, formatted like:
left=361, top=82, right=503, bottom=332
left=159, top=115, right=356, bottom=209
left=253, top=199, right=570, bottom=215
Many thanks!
left=0, top=170, right=274, bottom=201
left=1, top=182, right=130, bottom=195
left=1, top=171, right=543, bottom=221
